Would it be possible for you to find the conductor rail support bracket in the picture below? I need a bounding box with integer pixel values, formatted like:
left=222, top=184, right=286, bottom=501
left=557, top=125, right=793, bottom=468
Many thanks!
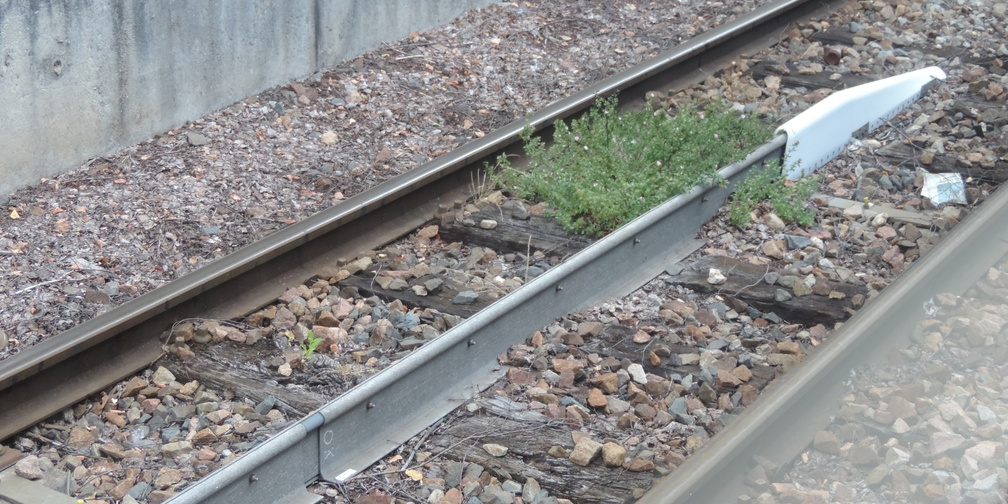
left=775, top=66, right=947, bottom=179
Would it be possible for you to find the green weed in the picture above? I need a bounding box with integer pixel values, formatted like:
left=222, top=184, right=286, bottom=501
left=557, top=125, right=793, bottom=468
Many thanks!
left=727, top=162, right=818, bottom=228
left=497, top=97, right=773, bottom=236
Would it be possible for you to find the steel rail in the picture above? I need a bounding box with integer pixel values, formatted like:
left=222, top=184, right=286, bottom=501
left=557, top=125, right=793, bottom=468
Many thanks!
left=638, top=152, right=1008, bottom=502
left=0, top=0, right=834, bottom=443
left=163, top=0, right=853, bottom=501
left=168, top=138, right=788, bottom=504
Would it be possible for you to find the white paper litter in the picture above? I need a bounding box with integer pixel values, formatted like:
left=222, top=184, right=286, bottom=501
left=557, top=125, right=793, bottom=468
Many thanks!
left=919, top=169, right=966, bottom=205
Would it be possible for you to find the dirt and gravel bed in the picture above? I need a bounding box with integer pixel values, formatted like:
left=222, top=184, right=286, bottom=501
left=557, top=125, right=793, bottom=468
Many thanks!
left=2, top=0, right=1008, bottom=503
left=3, top=224, right=545, bottom=504
left=0, top=0, right=769, bottom=358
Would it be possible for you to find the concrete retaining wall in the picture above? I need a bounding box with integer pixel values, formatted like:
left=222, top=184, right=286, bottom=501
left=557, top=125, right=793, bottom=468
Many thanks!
left=0, top=0, right=494, bottom=197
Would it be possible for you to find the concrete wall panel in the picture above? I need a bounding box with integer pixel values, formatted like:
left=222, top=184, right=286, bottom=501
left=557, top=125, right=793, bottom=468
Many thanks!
left=0, top=0, right=494, bottom=196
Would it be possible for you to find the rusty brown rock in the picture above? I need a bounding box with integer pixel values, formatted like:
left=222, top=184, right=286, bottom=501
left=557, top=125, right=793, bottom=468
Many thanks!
left=316, top=310, right=341, bottom=327
left=715, top=369, right=743, bottom=389
left=623, top=458, right=655, bottom=472
left=561, top=331, right=584, bottom=346
left=553, top=369, right=573, bottom=389
left=591, top=372, right=619, bottom=394
left=761, top=239, right=786, bottom=259
left=105, top=410, right=128, bottom=428
left=601, top=442, right=627, bottom=467
left=812, top=430, right=840, bottom=455
left=776, top=340, right=803, bottom=356
left=192, top=428, right=217, bottom=445
left=740, top=385, right=759, bottom=406
left=569, top=437, right=602, bottom=466
left=730, top=364, right=753, bottom=382
left=553, top=357, right=585, bottom=373
left=587, top=388, right=608, bottom=410
left=507, top=368, right=537, bottom=386
left=122, top=376, right=149, bottom=397
left=577, top=321, right=603, bottom=336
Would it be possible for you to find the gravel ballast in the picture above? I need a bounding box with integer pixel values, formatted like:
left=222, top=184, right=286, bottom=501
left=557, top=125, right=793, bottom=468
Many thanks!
left=0, top=0, right=770, bottom=358
left=1, top=0, right=1007, bottom=503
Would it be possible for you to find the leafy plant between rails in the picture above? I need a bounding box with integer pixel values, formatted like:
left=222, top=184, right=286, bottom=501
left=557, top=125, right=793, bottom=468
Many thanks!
left=301, top=329, right=322, bottom=362
left=726, top=161, right=819, bottom=228
left=490, top=96, right=774, bottom=236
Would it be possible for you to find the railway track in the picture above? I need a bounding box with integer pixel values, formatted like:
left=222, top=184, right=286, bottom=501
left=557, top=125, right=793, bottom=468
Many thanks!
left=0, top=0, right=832, bottom=448
left=2, top=0, right=1006, bottom=502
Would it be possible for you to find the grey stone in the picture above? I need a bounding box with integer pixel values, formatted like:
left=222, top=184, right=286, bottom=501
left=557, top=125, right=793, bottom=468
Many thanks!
left=159, top=426, right=182, bottom=443
left=783, top=234, right=812, bottom=250
left=775, top=288, right=792, bottom=302
left=255, top=395, right=276, bottom=415
left=399, top=337, right=425, bottom=350
left=707, top=302, right=730, bottom=319
left=668, top=397, right=692, bottom=423
left=462, top=462, right=484, bottom=481
left=423, top=278, right=443, bottom=294
left=128, top=481, right=153, bottom=499
left=446, top=461, right=465, bottom=487
left=627, top=363, right=647, bottom=384
left=878, top=174, right=893, bottom=190
left=501, top=480, right=522, bottom=494
left=186, top=131, right=209, bottom=146
left=973, top=473, right=999, bottom=491
left=14, top=455, right=43, bottom=480
left=151, top=366, right=176, bottom=385
left=387, top=278, right=409, bottom=291
left=699, top=381, right=717, bottom=405
left=865, top=464, right=890, bottom=486
left=522, top=265, right=545, bottom=278
left=453, top=290, right=479, bottom=305
left=708, top=338, right=730, bottom=351
left=977, top=404, right=998, bottom=423
left=522, top=477, right=541, bottom=502
left=480, top=487, right=514, bottom=504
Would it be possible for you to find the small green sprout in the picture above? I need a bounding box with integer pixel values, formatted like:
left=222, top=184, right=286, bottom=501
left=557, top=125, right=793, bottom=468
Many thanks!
left=301, top=329, right=322, bottom=362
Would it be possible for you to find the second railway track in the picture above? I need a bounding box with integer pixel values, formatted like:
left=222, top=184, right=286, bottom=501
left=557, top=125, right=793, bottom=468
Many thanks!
left=2, top=0, right=1007, bottom=503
